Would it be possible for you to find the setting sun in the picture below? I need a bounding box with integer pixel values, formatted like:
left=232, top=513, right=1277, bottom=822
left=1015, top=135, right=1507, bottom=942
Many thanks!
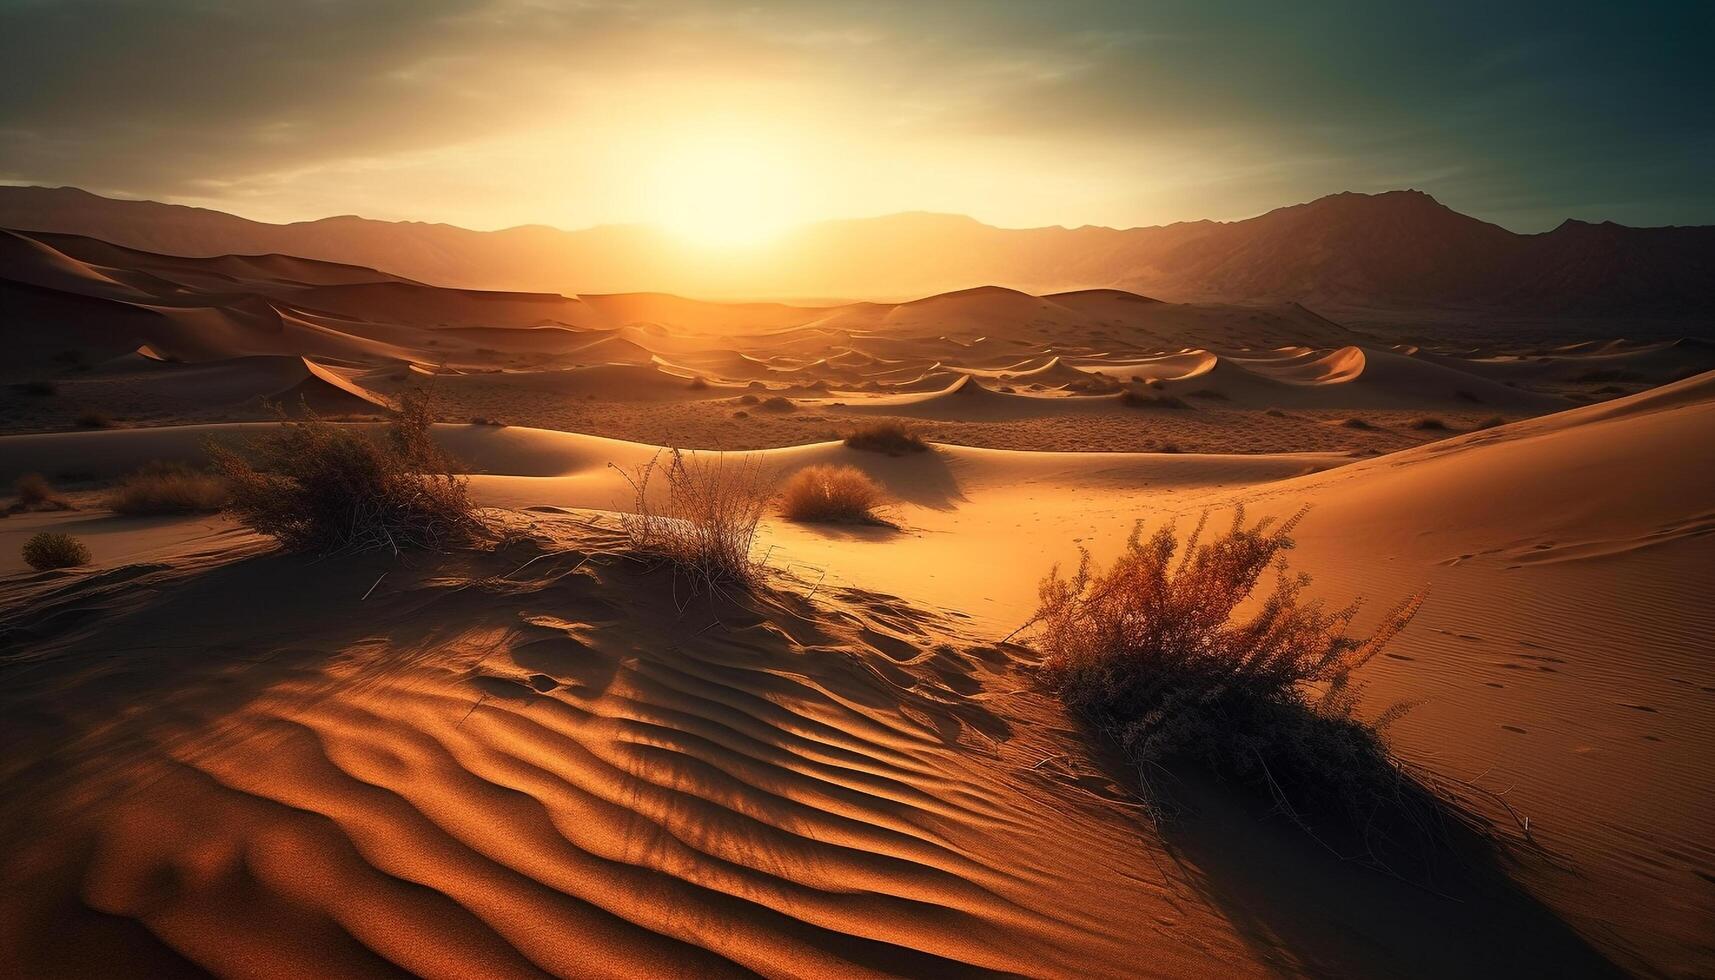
left=643, top=136, right=808, bottom=247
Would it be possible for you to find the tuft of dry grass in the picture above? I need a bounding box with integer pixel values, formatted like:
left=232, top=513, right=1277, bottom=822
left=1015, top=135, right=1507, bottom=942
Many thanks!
left=843, top=421, right=929, bottom=456
left=1120, top=388, right=1191, bottom=410
left=105, top=462, right=230, bottom=515
left=1026, top=507, right=1425, bottom=835
left=14, top=473, right=70, bottom=511
left=781, top=465, right=886, bottom=524
left=23, top=532, right=90, bottom=570
left=615, top=449, right=769, bottom=594
left=209, top=389, right=479, bottom=555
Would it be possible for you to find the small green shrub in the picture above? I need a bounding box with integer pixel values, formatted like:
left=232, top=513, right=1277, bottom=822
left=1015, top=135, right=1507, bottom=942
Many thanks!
left=23, top=532, right=91, bottom=570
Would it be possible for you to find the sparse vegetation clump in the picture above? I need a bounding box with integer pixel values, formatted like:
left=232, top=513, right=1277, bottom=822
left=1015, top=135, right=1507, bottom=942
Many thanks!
left=1027, top=507, right=1425, bottom=835
left=1119, top=389, right=1191, bottom=410
left=1410, top=417, right=1449, bottom=431
left=616, top=449, right=769, bottom=593
left=1340, top=417, right=1376, bottom=430
left=13, top=473, right=70, bottom=511
left=843, top=421, right=929, bottom=456
left=209, top=390, right=479, bottom=555
left=781, top=465, right=886, bottom=524
left=759, top=395, right=796, bottom=412
left=105, top=461, right=230, bottom=515
left=22, top=532, right=91, bottom=570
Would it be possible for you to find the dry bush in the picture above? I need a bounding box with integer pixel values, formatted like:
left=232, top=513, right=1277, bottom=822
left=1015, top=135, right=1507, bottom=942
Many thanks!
left=1410, top=417, right=1449, bottom=431
left=105, top=461, right=230, bottom=515
left=209, top=390, right=479, bottom=555
left=14, top=473, right=69, bottom=511
left=781, top=465, right=885, bottom=524
left=759, top=396, right=796, bottom=412
left=843, top=421, right=928, bottom=456
left=615, top=449, right=768, bottom=593
left=1472, top=416, right=1506, bottom=431
left=23, top=532, right=91, bottom=570
left=1028, top=507, right=1424, bottom=834
left=1120, top=389, right=1191, bottom=410
left=1341, top=417, right=1377, bottom=430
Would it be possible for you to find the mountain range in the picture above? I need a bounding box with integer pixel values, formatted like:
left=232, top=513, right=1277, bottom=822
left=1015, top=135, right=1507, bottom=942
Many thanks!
left=2, top=185, right=1711, bottom=322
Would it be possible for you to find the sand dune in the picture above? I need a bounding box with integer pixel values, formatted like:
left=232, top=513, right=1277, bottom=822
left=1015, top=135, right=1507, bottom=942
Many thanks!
left=6, top=384, right=1697, bottom=971
left=5, top=224, right=1712, bottom=974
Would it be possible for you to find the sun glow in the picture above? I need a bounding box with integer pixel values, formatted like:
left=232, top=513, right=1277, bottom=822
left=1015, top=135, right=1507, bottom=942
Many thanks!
left=643, top=135, right=809, bottom=248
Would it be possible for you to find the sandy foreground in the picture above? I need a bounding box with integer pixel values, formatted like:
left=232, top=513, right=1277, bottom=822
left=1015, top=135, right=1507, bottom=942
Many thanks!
left=2, top=369, right=1711, bottom=977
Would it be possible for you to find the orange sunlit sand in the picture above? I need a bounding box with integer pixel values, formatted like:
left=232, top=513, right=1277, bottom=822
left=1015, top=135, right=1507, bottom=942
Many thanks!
left=2, top=3, right=1713, bottom=978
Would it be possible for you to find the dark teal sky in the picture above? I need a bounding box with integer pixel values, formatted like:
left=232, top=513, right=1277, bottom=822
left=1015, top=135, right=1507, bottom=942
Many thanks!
left=0, top=0, right=1709, bottom=232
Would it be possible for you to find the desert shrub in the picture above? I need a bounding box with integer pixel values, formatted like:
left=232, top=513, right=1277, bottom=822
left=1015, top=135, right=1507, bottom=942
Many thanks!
left=615, top=449, right=768, bottom=593
left=843, top=421, right=929, bottom=456
left=781, top=465, right=885, bottom=524
left=15, top=381, right=57, bottom=396
left=736, top=394, right=760, bottom=406
left=732, top=410, right=750, bottom=419
left=23, top=532, right=91, bottom=570
left=1340, top=417, right=1376, bottom=430
left=1119, top=389, right=1190, bottom=410
left=105, top=461, right=230, bottom=515
left=469, top=416, right=505, bottom=426
left=1156, top=442, right=1183, bottom=454
left=759, top=396, right=796, bottom=412
left=74, top=410, right=114, bottom=429
left=1410, top=417, right=1448, bottom=431
left=1265, top=408, right=1289, bottom=418
left=1472, top=416, right=1505, bottom=430
left=14, top=473, right=69, bottom=511
left=209, top=390, right=478, bottom=554
left=687, top=376, right=709, bottom=390
left=1027, top=507, right=1424, bottom=834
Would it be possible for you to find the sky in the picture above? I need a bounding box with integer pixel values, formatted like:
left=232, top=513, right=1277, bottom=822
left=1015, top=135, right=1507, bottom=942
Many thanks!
left=1, top=0, right=1710, bottom=240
